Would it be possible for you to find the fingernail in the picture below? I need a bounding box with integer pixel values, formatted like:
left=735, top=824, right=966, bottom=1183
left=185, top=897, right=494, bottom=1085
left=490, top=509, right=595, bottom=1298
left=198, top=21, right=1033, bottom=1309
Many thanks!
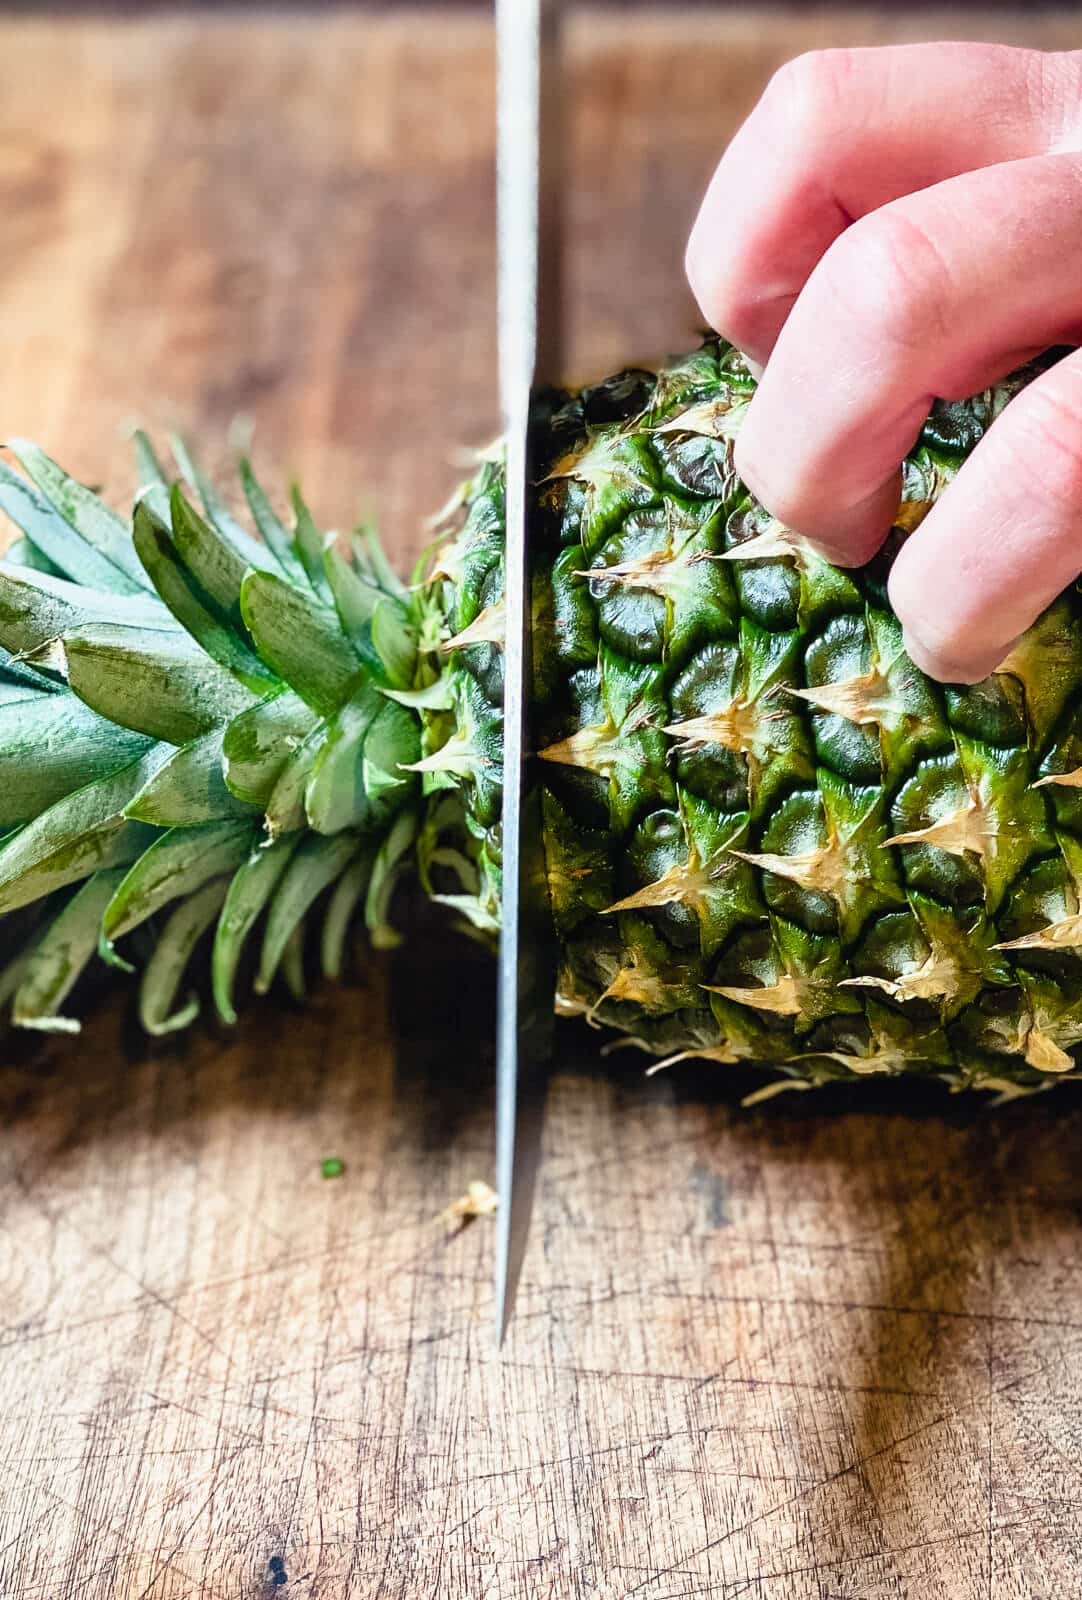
left=805, top=538, right=864, bottom=569
left=735, top=429, right=896, bottom=565
left=744, top=354, right=764, bottom=381
left=900, top=624, right=952, bottom=681
left=900, top=624, right=1000, bottom=686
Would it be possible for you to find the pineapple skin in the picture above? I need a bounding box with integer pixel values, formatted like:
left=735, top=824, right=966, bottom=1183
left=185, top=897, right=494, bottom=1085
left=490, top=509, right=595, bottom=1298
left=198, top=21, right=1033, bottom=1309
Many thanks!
left=427, top=337, right=1082, bottom=1097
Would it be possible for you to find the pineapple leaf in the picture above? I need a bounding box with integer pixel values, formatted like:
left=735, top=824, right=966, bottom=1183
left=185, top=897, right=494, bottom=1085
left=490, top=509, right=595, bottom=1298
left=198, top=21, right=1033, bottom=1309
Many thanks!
left=125, top=728, right=257, bottom=827
left=11, top=866, right=128, bottom=1033
left=0, top=748, right=166, bottom=914
left=264, top=718, right=328, bottom=836
left=240, top=569, right=360, bottom=715
left=239, top=458, right=309, bottom=585
left=138, top=875, right=231, bottom=1036
left=322, top=540, right=381, bottom=644
left=221, top=688, right=318, bottom=806
left=304, top=682, right=383, bottom=836
left=0, top=687, right=151, bottom=829
left=365, top=806, right=418, bottom=949
left=212, top=833, right=303, bottom=1024
left=132, top=502, right=279, bottom=694
left=4, top=536, right=65, bottom=577
left=0, top=562, right=172, bottom=664
left=7, top=440, right=154, bottom=594
left=97, top=915, right=135, bottom=972
left=169, top=484, right=257, bottom=618
left=132, top=429, right=170, bottom=492
left=289, top=485, right=333, bottom=600
left=428, top=892, right=500, bottom=934
left=256, top=830, right=363, bottom=993
left=169, top=436, right=273, bottom=575
left=320, top=849, right=373, bottom=980
left=0, top=937, right=38, bottom=1016
left=380, top=680, right=455, bottom=712
left=370, top=596, right=417, bottom=689
left=102, top=817, right=258, bottom=943
left=361, top=698, right=421, bottom=811
left=352, top=524, right=406, bottom=598
left=0, top=461, right=146, bottom=596
left=0, top=644, right=60, bottom=694
left=280, top=921, right=307, bottom=999
left=65, top=624, right=259, bottom=745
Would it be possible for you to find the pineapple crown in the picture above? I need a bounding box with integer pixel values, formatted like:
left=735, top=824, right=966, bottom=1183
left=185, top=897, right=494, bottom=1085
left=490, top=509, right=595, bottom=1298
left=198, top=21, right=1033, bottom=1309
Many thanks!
left=0, top=433, right=463, bottom=1035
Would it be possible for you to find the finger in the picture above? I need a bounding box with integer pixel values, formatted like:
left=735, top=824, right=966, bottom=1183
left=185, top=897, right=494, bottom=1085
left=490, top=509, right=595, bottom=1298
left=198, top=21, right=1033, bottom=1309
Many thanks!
left=732, top=153, right=1082, bottom=564
left=888, top=349, right=1082, bottom=683
left=686, top=43, right=1082, bottom=365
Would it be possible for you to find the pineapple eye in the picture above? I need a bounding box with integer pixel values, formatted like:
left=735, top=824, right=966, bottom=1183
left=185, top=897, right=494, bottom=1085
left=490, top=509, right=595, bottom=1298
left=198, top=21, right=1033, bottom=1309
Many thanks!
left=639, top=811, right=681, bottom=848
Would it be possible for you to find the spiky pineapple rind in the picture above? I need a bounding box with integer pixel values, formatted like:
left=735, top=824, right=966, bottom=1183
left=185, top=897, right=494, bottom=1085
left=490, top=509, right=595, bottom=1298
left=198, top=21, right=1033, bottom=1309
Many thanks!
left=433, top=339, right=1082, bottom=1097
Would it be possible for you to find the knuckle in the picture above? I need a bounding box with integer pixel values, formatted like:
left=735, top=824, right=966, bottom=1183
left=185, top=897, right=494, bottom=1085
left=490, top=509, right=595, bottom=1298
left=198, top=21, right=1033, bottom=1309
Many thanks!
left=685, top=218, right=763, bottom=351
left=762, top=48, right=862, bottom=138
left=819, top=207, right=956, bottom=357
left=890, top=567, right=988, bottom=680
left=759, top=479, right=814, bottom=531
left=735, top=439, right=814, bottom=529
left=684, top=222, right=722, bottom=324
left=1024, top=48, right=1082, bottom=149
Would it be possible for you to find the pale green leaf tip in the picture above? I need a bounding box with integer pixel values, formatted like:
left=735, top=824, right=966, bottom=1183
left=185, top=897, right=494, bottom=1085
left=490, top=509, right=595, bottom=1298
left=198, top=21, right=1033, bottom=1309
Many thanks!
left=142, top=995, right=201, bottom=1036
left=13, top=1012, right=82, bottom=1034
left=214, top=993, right=239, bottom=1026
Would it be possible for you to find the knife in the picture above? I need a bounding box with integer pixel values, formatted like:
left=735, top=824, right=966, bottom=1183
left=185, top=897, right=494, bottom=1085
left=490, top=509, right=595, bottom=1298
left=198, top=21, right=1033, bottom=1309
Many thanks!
left=493, top=0, right=564, bottom=1345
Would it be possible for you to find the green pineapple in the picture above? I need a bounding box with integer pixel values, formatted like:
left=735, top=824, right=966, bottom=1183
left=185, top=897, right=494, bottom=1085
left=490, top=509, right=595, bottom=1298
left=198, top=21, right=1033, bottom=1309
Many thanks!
left=2, top=336, right=1082, bottom=1100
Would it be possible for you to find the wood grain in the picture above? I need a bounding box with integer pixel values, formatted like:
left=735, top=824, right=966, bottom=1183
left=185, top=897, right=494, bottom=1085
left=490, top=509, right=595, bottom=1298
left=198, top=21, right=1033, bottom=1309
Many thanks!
left=3, top=9, right=1082, bottom=1598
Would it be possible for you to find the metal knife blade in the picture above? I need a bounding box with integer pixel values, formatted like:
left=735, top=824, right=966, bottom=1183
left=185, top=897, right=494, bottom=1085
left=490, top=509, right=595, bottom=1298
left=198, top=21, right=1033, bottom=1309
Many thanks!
left=494, top=0, right=564, bottom=1345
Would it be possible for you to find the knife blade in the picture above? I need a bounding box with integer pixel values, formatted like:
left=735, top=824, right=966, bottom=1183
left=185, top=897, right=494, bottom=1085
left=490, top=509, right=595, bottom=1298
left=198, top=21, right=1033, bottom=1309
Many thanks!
left=493, top=0, right=564, bottom=1345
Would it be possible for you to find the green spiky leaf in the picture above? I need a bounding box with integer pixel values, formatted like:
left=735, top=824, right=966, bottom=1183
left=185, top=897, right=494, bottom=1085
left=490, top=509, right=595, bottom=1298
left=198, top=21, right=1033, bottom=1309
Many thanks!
left=169, top=484, right=255, bottom=617
left=132, top=430, right=169, bottom=493
left=138, top=876, right=232, bottom=1036
left=239, top=457, right=309, bottom=585
left=370, top=596, right=417, bottom=689
left=256, top=830, right=363, bottom=993
left=102, top=817, right=258, bottom=943
left=132, top=502, right=278, bottom=693
left=323, top=540, right=381, bottom=644
left=290, top=484, right=333, bottom=599
left=169, top=436, right=275, bottom=577
left=304, top=683, right=383, bottom=835
left=8, top=440, right=153, bottom=593
left=0, top=687, right=151, bottom=829
left=0, top=461, right=146, bottom=595
left=212, top=833, right=303, bottom=1024
left=221, top=689, right=318, bottom=806
left=264, top=718, right=328, bottom=836
left=65, top=624, right=259, bottom=744
left=0, top=749, right=166, bottom=913
left=320, top=850, right=373, bottom=979
left=125, top=728, right=257, bottom=826
left=3, top=536, right=65, bottom=577
left=11, top=867, right=128, bottom=1033
left=240, top=569, right=360, bottom=714
left=0, top=562, right=171, bottom=666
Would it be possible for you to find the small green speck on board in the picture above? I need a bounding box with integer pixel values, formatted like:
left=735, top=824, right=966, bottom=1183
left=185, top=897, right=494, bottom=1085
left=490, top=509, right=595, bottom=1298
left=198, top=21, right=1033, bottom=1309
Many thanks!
left=321, top=1156, right=345, bottom=1179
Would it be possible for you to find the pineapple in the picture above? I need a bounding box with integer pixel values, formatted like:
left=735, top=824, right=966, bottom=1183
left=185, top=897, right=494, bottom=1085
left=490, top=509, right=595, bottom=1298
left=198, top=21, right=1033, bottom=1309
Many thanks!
left=2, top=336, right=1082, bottom=1099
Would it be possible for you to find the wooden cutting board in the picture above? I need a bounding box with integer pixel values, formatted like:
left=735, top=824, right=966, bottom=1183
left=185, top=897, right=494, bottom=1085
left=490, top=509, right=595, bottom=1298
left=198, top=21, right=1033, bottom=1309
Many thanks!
left=3, top=9, right=1082, bottom=1598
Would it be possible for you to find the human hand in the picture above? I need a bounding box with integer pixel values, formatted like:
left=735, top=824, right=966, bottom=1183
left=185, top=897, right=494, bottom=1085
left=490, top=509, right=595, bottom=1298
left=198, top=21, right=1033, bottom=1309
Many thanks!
left=686, top=43, right=1082, bottom=683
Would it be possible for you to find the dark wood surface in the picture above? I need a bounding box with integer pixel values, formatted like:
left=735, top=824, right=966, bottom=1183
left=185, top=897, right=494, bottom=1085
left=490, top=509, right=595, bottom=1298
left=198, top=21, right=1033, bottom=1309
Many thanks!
left=4, top=9, right=1082, bottom=1598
